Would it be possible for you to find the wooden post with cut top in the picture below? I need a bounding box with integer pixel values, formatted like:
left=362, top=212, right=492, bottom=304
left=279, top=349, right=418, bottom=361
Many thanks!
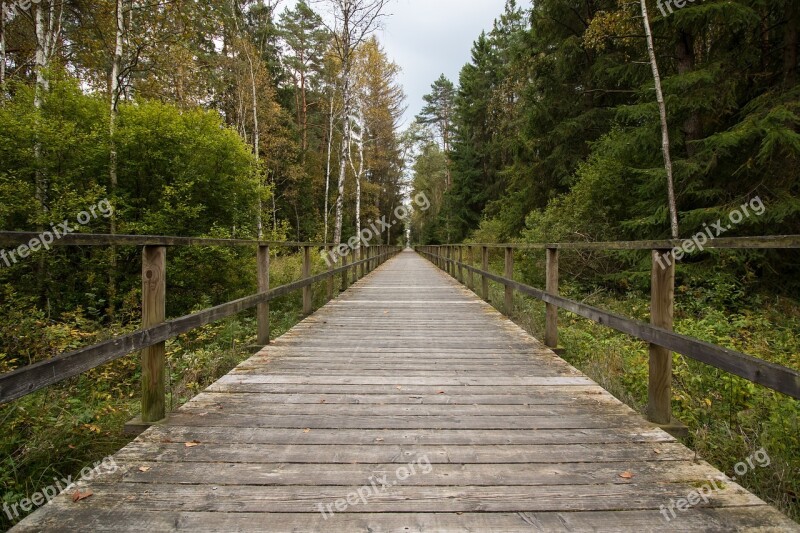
left=257, top=245, right=270, bottom=345
left=141, top=245, right=166, bottom=424
left=302, top=246, right=312, bottom=315
left=545, top=248, right=559, bottom=349
left=481, top=246, right=489, bottom=301
left=504, top=247, right=514, bottom=315
left=648, top=249, right=675, bottom=426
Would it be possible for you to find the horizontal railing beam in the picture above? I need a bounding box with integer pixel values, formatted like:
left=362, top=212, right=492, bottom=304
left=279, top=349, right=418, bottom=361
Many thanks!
left=0, top=250, right=399, bottom=405
left=453, top=235, right=800, bottom=250
left=0, top=232, right=334, bottom=248
left=417, top=249, right=800, bottom=400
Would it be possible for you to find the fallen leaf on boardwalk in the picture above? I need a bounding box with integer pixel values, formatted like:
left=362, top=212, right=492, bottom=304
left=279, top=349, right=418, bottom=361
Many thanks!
left=619, top=472, right=635, bottom=479
left=396, top=386, right=402, bottom=390
left=185, top=441, right=201, bottom=448
left=138, top=466, right=151, bottom=472
left=72, top=490, right=93, bottom=502
left=375, top=438, right=384, bottom=442
left=303, top=428, right=311, bottom=433
left=653, top=449, right=662, bottom=454
left=437, top=391, right=445, bottom=394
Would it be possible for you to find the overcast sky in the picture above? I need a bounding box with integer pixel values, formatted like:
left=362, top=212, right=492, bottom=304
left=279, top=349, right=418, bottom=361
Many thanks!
left=374, top=0, right=511, bottom=128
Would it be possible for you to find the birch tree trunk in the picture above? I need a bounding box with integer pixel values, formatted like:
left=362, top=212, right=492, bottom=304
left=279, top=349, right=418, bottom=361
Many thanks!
left=349, top=104, right=365, bottom=243
left=108, top=0, right=125, bottom=316
left=333, top=71, right=350, bottom=245
left=324, top=94, right=334, bottom=242
left=640, top=0, right=679, bottom=239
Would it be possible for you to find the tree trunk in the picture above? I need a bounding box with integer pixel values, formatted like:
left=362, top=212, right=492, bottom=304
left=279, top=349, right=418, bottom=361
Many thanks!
left=108, top=0, right=125, bottom=318
left=641, top=0, right=679, bottom=239
left=324, top=94, right=334, bottom=242
left=676, top=31, right=700, bottom=157
left=349, top=104, right=365, bottom=243
left=785, top=2, right=798, bottom=87
left=1, top=0, right=6, bottom=86
left=333, top=71, right=351, bottom=245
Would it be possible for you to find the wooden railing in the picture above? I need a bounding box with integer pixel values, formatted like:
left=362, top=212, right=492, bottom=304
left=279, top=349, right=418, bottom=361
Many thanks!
left=417, top=237, right=800, bottom=430
left=0, top=232, right=401, bottom=426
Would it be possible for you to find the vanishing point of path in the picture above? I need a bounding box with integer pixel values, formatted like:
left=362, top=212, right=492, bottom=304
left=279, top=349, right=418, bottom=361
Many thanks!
left=13, top=251, right=798, bottom=532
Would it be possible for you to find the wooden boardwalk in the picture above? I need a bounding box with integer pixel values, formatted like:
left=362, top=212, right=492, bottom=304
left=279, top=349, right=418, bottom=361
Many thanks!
left=14, top=251, right=798, bottom=532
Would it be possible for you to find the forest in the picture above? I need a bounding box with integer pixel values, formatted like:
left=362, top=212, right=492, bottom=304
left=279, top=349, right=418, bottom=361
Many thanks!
left=0, top=0, right=799, bottom=527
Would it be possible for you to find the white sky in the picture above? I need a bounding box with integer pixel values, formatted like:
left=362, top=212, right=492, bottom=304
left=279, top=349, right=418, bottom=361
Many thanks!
left=374, top=0, right=511, bottom=127
left=284, top=0, right=512, bottom=128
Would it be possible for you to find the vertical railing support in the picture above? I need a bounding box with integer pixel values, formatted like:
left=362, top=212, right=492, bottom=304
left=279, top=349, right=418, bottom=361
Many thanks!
left=257, top=245, right=270, bottom=345
left=342, top=252, right=350, bottom=291
left=302, top=246, right=312, bottom=315
left=468, top=246, right=475, bottom=291
left=457, top=247, right=464, bottom=283
left=326, top=246, right=334, bottom=302
left=504, top=247, right=514, bottom=315
left=481, top=246, right=489, bottom=301
left=545, top=248, right=559, bottom=349
left=141, top=245, right=166, bottom=424
left=648, top=249, right=675, bottom=425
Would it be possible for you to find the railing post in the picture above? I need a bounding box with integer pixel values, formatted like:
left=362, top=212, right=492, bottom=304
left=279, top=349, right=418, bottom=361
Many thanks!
left=648, top=249, right=675, bottom=426
left=257, top=245, right=270, bottom=345
left=302, top=246, right=312, bottom=315
left=341, top=251, right=350, bottom=291
left=481, top=246, right=489, bottom=301
left=457, top=246, right=464, bottom=283
left=504, top=247, right=514, bottom=315
left=326, top=246, right=334, bottom=302
left=468, top=246, right=475, bottom=291
left=352, top=248, right=359, bottom=284
left=545, top=247, right=559, bottom=349
left=141, top=245, right=166, bottom=424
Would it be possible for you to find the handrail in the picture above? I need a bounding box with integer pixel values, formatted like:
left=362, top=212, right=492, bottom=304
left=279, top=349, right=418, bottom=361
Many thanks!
left=0, top=242, right=402, bottom=419
left=416, top=243, right=800, bottom=429
left=0, top=231, right=334, bottom=248
left=450, top=235, right=800, bottom=250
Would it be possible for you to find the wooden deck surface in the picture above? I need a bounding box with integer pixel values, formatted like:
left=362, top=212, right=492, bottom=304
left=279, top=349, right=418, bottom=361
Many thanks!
left=13, top=250, right=799, bottom=532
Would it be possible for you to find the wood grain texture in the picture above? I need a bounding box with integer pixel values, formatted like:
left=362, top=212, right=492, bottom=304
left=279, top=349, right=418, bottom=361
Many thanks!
left=11, top=251, right=797, bottom=532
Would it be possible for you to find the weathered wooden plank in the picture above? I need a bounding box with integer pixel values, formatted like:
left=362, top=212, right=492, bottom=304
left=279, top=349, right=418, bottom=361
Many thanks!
left=14, top=508, right=800, bottom=533
left=137, top=426, right=675, bottom=446
left=12, top=482, right=767, bottom=514
left=115, top=442, right=695, bottom=464
left=216, top=375, right=595, bottom=386
left=118, top=460, right=722, bottom=487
